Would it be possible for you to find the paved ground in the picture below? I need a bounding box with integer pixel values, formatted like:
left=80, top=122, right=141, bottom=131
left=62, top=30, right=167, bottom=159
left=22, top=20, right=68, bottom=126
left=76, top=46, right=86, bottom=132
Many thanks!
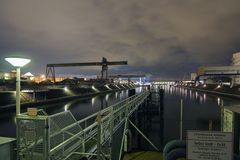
left=123, top=151, right=186, bottom=160
left=123, top=151, right=163, bottom=160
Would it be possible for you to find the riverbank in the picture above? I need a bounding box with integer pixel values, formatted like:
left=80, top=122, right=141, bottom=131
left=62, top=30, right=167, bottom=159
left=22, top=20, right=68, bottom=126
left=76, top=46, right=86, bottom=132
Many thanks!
left=0, top=83, right=136, bottom=112
left=177, top=84, right=240, bottom=99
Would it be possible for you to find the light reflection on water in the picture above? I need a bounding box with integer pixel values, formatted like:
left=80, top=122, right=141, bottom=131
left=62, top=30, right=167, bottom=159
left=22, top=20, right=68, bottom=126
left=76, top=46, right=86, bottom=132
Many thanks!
left=148, top=85, right=240, bottom=148
left=2, top=85, right=239, bottom=141
left=158, top=85, right=236, bottom=107
left=0, top=88, right=142, bottom=137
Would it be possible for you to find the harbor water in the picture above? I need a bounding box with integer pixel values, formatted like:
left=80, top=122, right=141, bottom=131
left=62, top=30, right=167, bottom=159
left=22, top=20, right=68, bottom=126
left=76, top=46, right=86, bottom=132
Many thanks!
left=0, top=85, right=239, bottom=150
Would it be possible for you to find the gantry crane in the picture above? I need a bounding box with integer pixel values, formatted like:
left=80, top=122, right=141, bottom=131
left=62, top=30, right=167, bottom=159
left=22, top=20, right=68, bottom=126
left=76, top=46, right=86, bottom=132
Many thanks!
left=46, top=57, right=127, bottom=82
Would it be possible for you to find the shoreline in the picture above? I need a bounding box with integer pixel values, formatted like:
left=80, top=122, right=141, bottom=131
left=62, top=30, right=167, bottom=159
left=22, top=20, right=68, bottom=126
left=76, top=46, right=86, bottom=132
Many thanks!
left=176, top=84, right=240, bottom=99
left=0, top=86, right=135, bottom=112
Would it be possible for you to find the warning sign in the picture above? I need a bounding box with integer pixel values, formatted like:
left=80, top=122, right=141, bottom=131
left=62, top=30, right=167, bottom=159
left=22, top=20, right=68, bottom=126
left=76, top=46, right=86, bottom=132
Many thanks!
left=187, top=130, right=233, bottom=160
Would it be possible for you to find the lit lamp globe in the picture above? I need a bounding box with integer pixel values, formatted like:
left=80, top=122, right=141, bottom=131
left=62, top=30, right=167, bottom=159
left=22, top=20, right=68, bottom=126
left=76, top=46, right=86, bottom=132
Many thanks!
left=5, top=57, right=31, bottom=115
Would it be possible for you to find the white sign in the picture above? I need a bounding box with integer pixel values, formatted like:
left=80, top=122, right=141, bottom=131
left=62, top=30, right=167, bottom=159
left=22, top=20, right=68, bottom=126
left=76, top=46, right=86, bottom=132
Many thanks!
left=187, top=130, right=233, bottom=160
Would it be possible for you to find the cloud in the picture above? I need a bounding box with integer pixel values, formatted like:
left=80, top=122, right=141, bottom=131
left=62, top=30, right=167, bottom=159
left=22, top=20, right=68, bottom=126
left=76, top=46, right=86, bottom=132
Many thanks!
left=0, top=0, right=240, bottom=78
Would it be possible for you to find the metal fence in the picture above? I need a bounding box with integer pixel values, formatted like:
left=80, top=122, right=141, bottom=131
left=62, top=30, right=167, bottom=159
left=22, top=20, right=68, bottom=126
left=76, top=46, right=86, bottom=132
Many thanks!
left=16, top=90, right=150, bottom=160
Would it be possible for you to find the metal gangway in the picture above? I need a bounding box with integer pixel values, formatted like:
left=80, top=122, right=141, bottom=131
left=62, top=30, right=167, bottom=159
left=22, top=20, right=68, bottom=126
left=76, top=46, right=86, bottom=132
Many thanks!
left=16, top=90, right=150, bottom=160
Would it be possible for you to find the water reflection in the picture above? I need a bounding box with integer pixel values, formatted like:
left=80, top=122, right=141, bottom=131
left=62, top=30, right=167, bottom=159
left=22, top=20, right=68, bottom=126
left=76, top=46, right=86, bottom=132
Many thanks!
left=161, top=85, right=228, bottom=107
left=217, top=97, right=221, bottom=106
left=115, top=92, right=119, bottom=99
left=64, top=104, right=69, bottom=111
left=147, top=85, right=226, bottom=146
left=91, top=97, right=96, bottom=106
left=203, top=94, right=206, bottom=103
left=0, top=89, right=136, bottom=137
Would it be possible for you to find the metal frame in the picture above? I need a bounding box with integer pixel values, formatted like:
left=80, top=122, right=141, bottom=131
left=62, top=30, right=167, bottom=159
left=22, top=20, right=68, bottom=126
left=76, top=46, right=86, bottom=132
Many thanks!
left=45, top=57, right=127, bottom=82
left=17, top=91, right=150, bottom=160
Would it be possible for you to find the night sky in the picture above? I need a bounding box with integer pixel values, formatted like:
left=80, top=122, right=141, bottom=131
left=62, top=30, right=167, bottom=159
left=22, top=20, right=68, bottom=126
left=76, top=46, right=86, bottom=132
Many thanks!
left=0, top=0, right=240, bottom=79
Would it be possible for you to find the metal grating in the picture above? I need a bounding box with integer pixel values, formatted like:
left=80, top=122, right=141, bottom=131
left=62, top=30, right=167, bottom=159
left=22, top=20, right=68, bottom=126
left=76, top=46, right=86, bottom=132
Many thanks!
left=17, top=116, right=48, bottom=160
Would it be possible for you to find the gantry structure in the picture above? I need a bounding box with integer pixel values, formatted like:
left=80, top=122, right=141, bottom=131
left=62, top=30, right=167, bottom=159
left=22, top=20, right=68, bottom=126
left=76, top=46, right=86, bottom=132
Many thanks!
left=46, top=57, right=127, bottom=82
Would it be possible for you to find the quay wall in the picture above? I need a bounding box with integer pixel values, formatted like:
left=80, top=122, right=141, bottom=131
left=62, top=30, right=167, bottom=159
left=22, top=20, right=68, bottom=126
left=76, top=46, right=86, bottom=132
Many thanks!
left=0, top=84, right=135, bottom=112
left=177, top=84, right=240, bottom=99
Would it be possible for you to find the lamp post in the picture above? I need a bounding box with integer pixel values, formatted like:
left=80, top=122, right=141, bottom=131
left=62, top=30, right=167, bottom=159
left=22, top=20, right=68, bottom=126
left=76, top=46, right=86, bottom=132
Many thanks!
left=5, top=57, right=31, bottom=115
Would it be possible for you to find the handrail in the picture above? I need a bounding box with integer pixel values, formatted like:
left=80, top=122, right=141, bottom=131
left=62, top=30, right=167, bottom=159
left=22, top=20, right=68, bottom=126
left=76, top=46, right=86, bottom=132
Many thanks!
left=49, top=92, right=147, bottom=138
left=49, top=91, right=149, bottom=155
left=17, top=90, right=150, bottom=160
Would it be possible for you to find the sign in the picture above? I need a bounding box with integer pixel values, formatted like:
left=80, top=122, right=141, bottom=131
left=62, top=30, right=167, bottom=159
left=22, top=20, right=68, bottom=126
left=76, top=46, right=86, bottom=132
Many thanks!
left=27, top=108, right=38, bottom=116
left=187, top=130, right=233, bottom=160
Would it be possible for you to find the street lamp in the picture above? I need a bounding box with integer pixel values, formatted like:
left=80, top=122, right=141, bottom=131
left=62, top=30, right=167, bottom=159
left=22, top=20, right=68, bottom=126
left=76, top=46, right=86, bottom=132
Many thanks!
left=5, top=57, right=31, bottom=115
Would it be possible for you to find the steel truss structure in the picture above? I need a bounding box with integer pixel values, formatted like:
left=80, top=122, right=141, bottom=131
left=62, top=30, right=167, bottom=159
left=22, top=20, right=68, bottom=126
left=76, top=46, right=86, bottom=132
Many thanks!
left=46, top=57, right=127, bottom=82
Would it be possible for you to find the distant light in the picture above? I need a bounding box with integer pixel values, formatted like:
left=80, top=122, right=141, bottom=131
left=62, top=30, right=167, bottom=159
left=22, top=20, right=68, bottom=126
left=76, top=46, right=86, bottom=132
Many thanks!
left=64, top=104, right=69, bottom=111
left=21, top=90, right=34, bottom=93
left=41, top=74, right=45, bottom=78
left=105, top=84, right=112, bottom=90
left=4, top=73, right=10, bottom=80
left=203, top=84, right=207, bottom=88
left=114, top=84, right=120, bottom=89
left=64, top=86, right=68, bottom=92
left=24, top=72, right=34, bottom=77
left=4, top=73, right=10, bottom=77
left=92, top=85, right=100, bottom=92
left=5, top=58, right=31, bottom=67
left=216, top=85, right=221, bottom=89
left=30, top=77, right=34, bottom=81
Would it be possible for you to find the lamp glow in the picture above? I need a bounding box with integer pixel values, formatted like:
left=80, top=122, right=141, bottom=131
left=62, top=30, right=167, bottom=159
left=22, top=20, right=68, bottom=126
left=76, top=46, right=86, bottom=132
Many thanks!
left=5, top=58, right=31, bottom=67
left=5, top=57, right=31, bottom=116
left=216, top=85, right=221, bottom=89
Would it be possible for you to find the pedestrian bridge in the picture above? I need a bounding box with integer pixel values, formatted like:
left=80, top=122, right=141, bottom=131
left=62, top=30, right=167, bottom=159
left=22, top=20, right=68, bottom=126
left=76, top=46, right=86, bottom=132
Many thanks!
left=16, top=90, right=151, bottom=160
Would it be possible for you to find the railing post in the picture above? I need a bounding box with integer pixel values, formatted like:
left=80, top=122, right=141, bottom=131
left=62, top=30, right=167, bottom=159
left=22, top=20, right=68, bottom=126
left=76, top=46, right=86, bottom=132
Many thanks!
left=124, top=99, right=129, bottom=152
left=109, top=106, right=114, bottom=160
left=118, top=99, right=130, bottom=160
left=82, top=131, right=86, bottom=154
left=97, top=112, right=102, bottom=160
left=45, top=117, right=50, bottom=160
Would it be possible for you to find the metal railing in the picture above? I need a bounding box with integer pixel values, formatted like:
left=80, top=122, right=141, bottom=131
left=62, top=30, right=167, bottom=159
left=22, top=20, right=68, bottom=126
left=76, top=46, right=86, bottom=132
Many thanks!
left=17, top=90, right=150, bottom=160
